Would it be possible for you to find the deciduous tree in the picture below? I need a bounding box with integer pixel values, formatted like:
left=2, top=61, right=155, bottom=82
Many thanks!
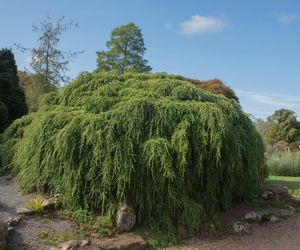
left=17, top=16, right=83, bottom=87
left=266, top=109, right=300, bottom=144
left=18, top=71, right=56, bottom=112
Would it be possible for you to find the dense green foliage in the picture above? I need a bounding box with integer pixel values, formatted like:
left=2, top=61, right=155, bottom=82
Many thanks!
left=0, top=49, right=27, bottom=132
left=266, top=109, right=300, bottom=144
left=18, top=71, right=57, bottom=112
left=268, top=151, right=300, bottom=177
left=97, top=23, right=151, bottom=73
left=0, top=72, right=264, bottom=236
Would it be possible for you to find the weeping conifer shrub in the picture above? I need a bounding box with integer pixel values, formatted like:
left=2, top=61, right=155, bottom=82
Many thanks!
left=0, top=72, right=265, bottom=236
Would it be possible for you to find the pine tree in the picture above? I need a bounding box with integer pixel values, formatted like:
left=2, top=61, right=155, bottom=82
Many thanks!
left=0, top=48, right=28, bottom=132
left=97, top=23, right=151, bottom=73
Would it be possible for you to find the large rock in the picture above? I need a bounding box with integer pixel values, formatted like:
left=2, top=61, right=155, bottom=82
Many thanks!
left=0, top=221, right=8, bottom=250
left=233, top=222, right=251, bottom=234
left=260, top=184, right=289, bottom=201
left=244, top=211, right=258, bottom=222
left=116, top=203, right=136, bottom=232
left=256, top=207, right=295, bottom=221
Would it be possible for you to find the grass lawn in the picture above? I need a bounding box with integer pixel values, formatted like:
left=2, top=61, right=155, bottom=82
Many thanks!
left=265, top=176, right=300, bottom=195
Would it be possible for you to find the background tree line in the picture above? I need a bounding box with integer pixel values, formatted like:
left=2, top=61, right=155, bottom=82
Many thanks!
left=255, top=108, right=300, bottom=151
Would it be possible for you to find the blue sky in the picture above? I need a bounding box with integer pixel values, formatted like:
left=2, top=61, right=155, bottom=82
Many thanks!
left=0, top=0, right=299, bottom=119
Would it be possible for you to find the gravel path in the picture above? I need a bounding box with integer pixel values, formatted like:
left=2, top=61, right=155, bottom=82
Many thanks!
left=0, top=176, right=74, bottom=250
left=166, top=216, right=300, bottom=250
left=2, top=175, right=300, bottom=250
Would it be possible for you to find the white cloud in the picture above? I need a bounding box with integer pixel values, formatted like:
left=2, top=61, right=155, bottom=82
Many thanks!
left=180, top=15, right=228, bottom=35
left=236, top=90, right=300, bottom=107
left=249, top=94, right=289, bottom=106
left=235, top=90, right=300, bottom=119
left=276, top=12, right=300, bottom=24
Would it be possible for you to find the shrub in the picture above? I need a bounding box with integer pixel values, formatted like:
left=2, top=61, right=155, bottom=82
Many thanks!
left=0, top=72, right=264, bottom=236
left=268, top=151, right=300, bottom=176
left=27, top=196, right=45, bottom=213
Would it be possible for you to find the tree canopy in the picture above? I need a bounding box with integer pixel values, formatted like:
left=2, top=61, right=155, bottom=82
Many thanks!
left=266, top=109, right=300, bottom=144
left=185, top=78, right=239, bottom=102
left=0, top=48, right=27, bottom=132
left=97, top=23, right=151, bottom=73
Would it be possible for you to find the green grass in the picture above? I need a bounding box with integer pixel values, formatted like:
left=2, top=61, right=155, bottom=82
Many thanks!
left=265, top=176, right=300, bottom=195
left=267, top=151, right=300, bottom=177
left=37, top=231, right=80, bottom=246
left=58, top=209, right=115, bottom=238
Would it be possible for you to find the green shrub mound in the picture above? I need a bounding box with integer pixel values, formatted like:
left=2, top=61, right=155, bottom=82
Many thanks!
left=0, top=72, right=264, bottom=235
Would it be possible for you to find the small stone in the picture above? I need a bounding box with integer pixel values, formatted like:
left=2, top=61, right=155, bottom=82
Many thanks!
left=116, top=203, right=136, bottom=232
left=4, top=216, right=21, bottom=226
left=244, top=211, right=257, bottom=222
left=17, top=207, right=35, bottom=216
left=79, top=239, right=90, bottom=247
left=270, top=216, right=279, bottom=223
left=233, top=221, right=251, bottom=234
left=57, top=240, right=79, bottom=250
left=8, top=226, right=14, bottom=234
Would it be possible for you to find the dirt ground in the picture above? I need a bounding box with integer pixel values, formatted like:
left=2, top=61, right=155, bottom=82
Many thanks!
left=166, top=216, right=300, bottom=250
left=0, top=176, right=75, bottom=250
left=1, top=175, right=300, bottom=250
left=165, top=202, right=300, bottom=250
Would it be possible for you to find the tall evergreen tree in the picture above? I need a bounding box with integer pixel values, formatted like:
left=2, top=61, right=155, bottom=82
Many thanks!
left=97, top=23, right=151, bottom=73
left=0, top=97, right=9, bottom=132
left=0, top=48, right=28, bottom=132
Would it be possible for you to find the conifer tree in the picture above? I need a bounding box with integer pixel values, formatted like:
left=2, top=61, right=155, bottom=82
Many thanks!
left=0, top=48, right=28, bottom=132
left=97, top=23, right=151, bottom=73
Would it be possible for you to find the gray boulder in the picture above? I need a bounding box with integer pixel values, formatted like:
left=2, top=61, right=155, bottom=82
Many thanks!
left=116, top=203, right=136, bottom=232
left=233, top=221, right=251, bottom=234
left=260, top=184, right=289, bottom=201
left=244, top=211, right=257, bottom=222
